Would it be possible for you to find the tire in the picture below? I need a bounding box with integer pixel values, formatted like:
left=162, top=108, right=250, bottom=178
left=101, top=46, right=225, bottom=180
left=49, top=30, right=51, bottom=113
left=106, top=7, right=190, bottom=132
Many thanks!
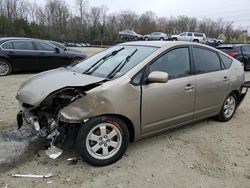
left=144, top=37, right=149, bottom=41
left=172, top=38, right=177, bottom=41
left=71, top=58, right=82, bottom=65
left=159, top=37, right=164, bottom=41
left=193, top=39, right=199, bottom=43
left=217, top=93, right=237, bottom=122
left=76, top=115, right=129, bottom=166
left=0, top=59, right=12, bottom=76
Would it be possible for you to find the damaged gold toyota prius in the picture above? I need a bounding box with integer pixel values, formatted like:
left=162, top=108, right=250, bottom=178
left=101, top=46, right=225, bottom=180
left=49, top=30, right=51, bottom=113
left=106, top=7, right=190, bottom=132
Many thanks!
left=16, top=41, right=249, bottom=166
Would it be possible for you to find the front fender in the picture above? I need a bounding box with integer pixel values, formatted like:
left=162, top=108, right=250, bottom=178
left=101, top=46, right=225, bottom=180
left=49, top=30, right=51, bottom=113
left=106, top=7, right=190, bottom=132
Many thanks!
left=59, top=94, right=114, bottom=123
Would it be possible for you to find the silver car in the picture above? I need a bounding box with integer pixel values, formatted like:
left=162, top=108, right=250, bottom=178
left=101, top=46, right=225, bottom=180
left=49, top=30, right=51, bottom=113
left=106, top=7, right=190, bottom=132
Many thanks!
left=16, top=41, right=247, bottom=166
left=144, top=32, right=168, bottom=41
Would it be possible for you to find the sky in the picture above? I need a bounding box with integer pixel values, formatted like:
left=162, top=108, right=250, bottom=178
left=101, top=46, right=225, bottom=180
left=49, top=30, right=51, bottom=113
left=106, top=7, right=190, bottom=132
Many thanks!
left=34, top=0, right=250, bottom=30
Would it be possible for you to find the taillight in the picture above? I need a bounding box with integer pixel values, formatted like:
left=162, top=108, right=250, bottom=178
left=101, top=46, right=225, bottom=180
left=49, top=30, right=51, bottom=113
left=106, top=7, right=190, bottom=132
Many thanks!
left=227, top=52, right=237, bottom=57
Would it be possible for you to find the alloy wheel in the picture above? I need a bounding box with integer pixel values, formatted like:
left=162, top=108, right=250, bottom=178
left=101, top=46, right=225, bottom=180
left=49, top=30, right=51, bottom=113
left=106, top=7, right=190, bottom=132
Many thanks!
left=0, top=61, right=10, bottom=76
left=223, top=96, right=236, bottom=119
left=86, top=123, right=122, bottom=160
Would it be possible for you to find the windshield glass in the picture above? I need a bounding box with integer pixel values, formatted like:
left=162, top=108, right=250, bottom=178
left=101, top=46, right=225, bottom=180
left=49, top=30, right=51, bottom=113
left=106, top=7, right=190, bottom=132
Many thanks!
left=71, top=45, right=157, bottom=79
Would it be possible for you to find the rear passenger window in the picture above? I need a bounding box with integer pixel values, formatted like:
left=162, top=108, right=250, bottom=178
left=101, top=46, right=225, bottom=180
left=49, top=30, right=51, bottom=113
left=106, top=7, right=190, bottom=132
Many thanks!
left=219, top=53, right=233, bottom=69
left=242, top=46, right=250, bottom=53
left=1, top=42, right=13, bottom=49
left=13, top=41, right=34, bottom=50
left=150, top=47, right=190, bottom=79
left=194, top=33, right=203, bottom=37
left=193, top=47, right=221, bottom=73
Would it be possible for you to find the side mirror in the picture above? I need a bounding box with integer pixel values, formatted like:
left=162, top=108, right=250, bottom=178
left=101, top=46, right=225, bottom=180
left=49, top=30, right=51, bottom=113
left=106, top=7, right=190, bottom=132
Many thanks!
left=147, top=71, right=168, bottom=83
left=54, top=47, right=60, bottom=53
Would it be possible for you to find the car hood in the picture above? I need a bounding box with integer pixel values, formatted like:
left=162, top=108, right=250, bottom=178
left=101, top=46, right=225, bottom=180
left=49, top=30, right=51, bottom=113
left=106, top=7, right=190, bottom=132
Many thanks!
left=16, top=68, right=104, bottom=106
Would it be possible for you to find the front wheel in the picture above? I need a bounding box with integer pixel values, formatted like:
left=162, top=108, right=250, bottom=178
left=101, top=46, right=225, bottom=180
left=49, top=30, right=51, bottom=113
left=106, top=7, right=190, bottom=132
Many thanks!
left=217, top=93, right=237, bottom=122
left=77, top=116, right=129, bottom=166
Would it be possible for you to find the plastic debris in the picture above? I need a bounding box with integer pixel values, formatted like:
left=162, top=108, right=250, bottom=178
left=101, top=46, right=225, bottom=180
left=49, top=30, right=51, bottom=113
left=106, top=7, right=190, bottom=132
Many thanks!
left=12, top=173, right=55, bottom=178
left=67, top=157, right=81, bottom=165
left=45, top=146, right=63, bottom=159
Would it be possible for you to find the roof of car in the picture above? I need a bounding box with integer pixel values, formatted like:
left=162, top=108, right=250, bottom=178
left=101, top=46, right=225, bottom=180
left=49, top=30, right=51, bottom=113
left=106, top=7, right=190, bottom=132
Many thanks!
left=119, top=41, right=208, bottom=48
left=217, top=44, right=250, bottom=48
left=0, top=37, right=47, bottom=44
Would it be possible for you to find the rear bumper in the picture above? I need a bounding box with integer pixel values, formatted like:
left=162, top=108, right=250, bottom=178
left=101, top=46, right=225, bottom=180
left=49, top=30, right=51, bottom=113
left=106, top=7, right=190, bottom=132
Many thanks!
left=238, top=81, right=250, bottom=107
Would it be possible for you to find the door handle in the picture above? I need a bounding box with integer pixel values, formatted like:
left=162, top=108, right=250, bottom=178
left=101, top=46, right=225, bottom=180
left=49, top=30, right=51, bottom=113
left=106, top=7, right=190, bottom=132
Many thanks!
left=223, top=76, right=230, bottom=82
left=185, top=84, right=194, bottom=91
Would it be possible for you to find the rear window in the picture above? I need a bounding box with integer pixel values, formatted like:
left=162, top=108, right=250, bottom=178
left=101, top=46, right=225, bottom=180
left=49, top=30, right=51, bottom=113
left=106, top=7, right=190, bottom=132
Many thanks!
left=1, top=41, right=13, bottom=49
left=219, top=53, right=233, bottom=69
left=194, top=33, right=204, bottom=37
left=217, top=46, right=241, bottom=53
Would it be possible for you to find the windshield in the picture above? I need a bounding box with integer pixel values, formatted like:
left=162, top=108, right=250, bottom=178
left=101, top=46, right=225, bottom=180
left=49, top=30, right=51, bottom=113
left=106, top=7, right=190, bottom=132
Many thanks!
left=71, top=45, right=157, bottom=79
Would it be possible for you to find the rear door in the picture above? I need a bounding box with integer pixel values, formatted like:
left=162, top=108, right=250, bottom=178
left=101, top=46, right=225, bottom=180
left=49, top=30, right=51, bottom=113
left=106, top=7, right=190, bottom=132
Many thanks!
left=141, top=47, right=195, bottom=134
left=3, top=40, right=39, bottom=71
left=192, top=46, right=231, bottom=118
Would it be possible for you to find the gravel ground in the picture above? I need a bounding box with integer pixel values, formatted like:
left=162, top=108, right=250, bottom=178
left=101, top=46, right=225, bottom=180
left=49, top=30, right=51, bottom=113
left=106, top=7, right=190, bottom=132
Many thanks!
left=0, top=48, right=250, bottom=187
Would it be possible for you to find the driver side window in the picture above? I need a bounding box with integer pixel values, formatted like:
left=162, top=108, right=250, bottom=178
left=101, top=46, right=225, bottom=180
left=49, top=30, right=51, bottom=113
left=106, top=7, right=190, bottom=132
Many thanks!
left=149, top=47, right=191, bottom=79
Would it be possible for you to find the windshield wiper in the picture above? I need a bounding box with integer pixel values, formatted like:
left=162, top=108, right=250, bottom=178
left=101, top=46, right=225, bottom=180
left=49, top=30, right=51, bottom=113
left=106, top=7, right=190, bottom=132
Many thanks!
left=107, top=49, right=138, bottom=79
left=83, top=47, right=125, bottom=75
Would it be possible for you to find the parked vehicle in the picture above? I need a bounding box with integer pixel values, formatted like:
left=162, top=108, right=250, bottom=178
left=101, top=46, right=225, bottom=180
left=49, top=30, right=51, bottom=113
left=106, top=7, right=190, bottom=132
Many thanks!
left=48, top=41, right=82, bottom=53
left=119, top=30, right=143, bottom=40
left=217, top=44, right=250, bottom=70
left=171, top=32, right=206, bottom=43
left=206, top=38, right=224, bottom=47
left=16, top=41, right=247, bottom=166
left=0, top=37, right=86, bottom=76
left=143, top=32, right=168, bottom=41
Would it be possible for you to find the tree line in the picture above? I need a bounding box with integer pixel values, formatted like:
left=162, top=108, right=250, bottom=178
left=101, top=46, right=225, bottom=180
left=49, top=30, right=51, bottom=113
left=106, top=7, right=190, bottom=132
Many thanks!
left=0, top=0, right=248, bottom=43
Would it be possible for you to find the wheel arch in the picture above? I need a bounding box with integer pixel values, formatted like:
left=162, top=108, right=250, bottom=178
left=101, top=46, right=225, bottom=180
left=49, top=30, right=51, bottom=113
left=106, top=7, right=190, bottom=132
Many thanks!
left=231, top=90, right=240, bottom=104
left=96, top=114, right=135, bottom=142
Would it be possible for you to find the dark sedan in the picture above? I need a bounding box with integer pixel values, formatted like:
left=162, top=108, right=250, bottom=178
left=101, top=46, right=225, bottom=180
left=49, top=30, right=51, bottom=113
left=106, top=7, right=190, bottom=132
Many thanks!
left=0, top=37, right=86, bottom=76
left=217, top=44, right=250, bottom=70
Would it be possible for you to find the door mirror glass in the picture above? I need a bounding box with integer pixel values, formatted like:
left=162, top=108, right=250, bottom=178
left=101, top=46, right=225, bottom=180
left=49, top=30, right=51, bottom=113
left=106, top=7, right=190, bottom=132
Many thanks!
left=147, top=71, right=168, bottom=83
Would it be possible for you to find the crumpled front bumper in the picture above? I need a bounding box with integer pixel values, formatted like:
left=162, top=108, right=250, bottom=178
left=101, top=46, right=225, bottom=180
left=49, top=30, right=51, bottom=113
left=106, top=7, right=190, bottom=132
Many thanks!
left=17, top=110, right=40, bottom=131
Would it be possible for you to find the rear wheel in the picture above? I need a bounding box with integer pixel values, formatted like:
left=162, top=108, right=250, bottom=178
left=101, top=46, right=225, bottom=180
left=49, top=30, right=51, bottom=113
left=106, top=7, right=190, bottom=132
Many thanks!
left=217, top=93, right=237, bottom=122
left=0, top=59, right=12, bottom=76
left=71, top=58, right=82, bottom=65
left=193, top=39, right=199, bottom=43
left=160, top=37, right=164, bottom=41
left=77, top=116, right=129, bottom=166
left=144, top=37, right=149, bottom=41
left=172, top=38, right=177, bottom=41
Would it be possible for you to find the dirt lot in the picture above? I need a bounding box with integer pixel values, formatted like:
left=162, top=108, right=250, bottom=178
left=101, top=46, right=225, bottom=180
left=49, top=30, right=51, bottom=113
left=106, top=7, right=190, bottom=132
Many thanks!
left=0, top=48, right=250, bottom=187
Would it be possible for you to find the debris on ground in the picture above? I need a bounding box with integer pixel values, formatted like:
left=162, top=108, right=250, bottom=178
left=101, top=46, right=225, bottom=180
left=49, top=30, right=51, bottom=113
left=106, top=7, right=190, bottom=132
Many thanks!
left=45, top=146, right=63, bottom=159
left=67, top=157, right=81, bottom=165
left=12, top=173, right=55, bottom=178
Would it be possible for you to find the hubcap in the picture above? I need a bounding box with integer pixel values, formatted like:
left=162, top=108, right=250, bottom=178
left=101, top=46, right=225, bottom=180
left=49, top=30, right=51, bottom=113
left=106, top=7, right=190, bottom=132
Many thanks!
left=0, top=61, right=9, bottom=76
left=223, top=96, right=236, bottom=118
left=86, top=123, right=122, bottom=160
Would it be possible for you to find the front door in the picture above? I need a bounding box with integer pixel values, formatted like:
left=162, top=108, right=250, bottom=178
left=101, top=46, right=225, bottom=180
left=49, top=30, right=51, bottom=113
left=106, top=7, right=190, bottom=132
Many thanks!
left=33, top=41, right=70, bottom=70
left=141, top=47, right=195, bottom=134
